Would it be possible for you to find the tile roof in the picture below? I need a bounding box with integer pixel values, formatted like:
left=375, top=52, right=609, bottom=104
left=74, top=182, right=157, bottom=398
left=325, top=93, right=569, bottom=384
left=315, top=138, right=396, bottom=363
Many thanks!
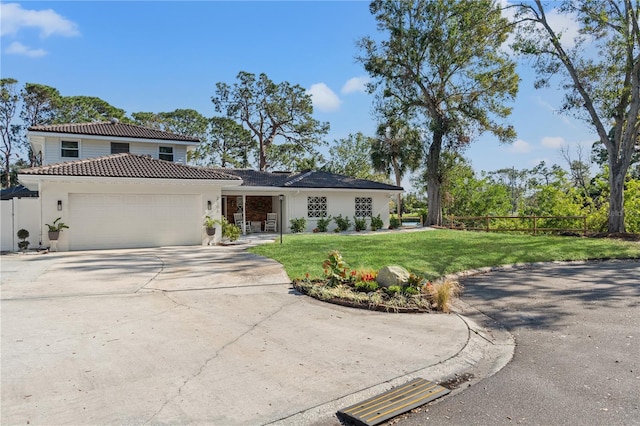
left=19, top=153, right=241, bottom=181
left=284, top=170, right=403, bottom=190
left=219, top=169, right=403, bottom=191
left=217, top=168, right=294, bottom=187
left=28, top=121, right=200, bottom=143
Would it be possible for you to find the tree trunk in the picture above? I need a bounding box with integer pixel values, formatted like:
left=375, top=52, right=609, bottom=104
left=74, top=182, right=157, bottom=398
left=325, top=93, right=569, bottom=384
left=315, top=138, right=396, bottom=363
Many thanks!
left=4, top=153, right=10, bottom=189
left=608, top=158, right=627, bottom=233
left=392, top=158, right=402, bottom=221
left=425, top=129, right=443, bottom=226
left=259, top=140, right=268, bottom=171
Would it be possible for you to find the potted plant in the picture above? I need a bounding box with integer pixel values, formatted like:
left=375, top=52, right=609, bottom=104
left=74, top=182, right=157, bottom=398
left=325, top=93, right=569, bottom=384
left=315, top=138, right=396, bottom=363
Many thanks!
left=46, top=217, right=69, bottom=241
left=17, top=229, right=30, bottom=252
left=204, top=215, right=216, bottom=236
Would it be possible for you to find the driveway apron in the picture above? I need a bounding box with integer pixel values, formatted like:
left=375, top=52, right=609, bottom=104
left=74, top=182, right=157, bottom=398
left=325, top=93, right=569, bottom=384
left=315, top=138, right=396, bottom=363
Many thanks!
left=1, top=245, right=470, bottom=425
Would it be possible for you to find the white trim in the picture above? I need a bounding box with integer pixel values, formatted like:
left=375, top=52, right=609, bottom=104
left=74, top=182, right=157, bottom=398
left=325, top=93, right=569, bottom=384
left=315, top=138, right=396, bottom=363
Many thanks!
left=221, top=186, right=403, bottom=194
left=18, top=174, right=242, bottom=188
left=28, top=130, right=199, bottom=146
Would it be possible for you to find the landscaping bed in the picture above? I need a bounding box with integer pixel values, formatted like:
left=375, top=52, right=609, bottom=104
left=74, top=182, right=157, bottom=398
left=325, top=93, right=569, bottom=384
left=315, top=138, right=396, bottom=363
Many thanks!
left=291, top=250, right=462, bottom=313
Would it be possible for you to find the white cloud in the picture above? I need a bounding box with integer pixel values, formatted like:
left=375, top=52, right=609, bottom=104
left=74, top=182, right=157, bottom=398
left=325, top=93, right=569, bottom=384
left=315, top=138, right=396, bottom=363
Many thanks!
left=541, top=136, right=565, bottom=148
left=546, top=9, right=581, bottom=49
left=0, top=3, right=79, bottom=37
left=307, top=83, right=341, bottom=113
left=341, top=76, right=370, bottom=94
left=5, top=41, right=47, bottom=58
left=508, top=139, right=532, bottom=153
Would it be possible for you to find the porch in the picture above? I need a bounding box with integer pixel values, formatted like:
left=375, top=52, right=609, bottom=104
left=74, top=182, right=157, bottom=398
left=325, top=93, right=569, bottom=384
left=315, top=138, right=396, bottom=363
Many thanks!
left=222, top=194, right=284, bottom=234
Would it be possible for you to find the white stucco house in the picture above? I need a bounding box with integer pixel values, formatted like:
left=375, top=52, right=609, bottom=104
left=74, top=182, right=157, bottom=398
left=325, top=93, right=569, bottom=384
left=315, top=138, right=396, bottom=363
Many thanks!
left=5, top=121, right=403, bottom=251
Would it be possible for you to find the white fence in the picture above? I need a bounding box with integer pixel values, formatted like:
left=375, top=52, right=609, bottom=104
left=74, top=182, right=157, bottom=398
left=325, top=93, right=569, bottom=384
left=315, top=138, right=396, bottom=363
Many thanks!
left=1, top=198, right=41, bottom=252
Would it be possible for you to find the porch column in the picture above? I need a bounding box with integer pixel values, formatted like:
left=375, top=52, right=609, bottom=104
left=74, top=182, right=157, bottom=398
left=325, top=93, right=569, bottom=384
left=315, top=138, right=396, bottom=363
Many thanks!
left=242, top=194, right=247, bottom=235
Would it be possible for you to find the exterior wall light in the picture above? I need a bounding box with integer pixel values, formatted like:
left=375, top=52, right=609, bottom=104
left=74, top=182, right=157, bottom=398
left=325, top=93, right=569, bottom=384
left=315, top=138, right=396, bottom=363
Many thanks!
left=207, top=200, right=212, bottom=210
left=57, top=200, right=62, bottom=211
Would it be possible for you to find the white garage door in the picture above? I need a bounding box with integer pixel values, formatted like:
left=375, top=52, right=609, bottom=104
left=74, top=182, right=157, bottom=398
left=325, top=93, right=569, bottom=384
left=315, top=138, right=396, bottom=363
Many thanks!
left=69, top=193, right=201, bottom=250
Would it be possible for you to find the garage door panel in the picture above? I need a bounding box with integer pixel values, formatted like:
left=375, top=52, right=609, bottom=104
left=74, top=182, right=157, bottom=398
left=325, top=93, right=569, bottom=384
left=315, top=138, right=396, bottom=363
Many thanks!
left=69, top=194, right=201, bottom=250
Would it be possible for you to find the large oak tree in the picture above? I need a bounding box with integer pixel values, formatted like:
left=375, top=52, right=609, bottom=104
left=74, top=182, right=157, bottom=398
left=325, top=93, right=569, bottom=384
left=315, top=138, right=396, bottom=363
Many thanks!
left=512, top=0, right=640, bottom=233
left=358, top=0, right=519, bottom=225
left=211, top=71, right=329, bottom=171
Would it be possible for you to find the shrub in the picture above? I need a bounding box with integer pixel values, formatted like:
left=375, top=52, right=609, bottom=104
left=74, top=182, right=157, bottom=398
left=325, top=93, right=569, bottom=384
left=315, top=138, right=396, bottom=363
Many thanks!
left=290, top=217, right=307, bottom=233
left=224, top=223, right=241, bottom=241
left=316, top=215, right=332, bottom=232
left=17, top=228, right=30, bottom=251
left=355, top=280, right=379, bottom=292
left=385, top=285, right=402, bottom=296
left=322, top=250, right=348, bottom=287
left=417, top=209, right=428, bottom=226
left=213, top=217, right=240, bottom=241
left=333, top=214, right=351, bottom=232
left=389, top=216, right=401, bottom=229
left=370, top=214, right=384, bottom=231
left=353, top=216, right=367, bottom=232
left=402, top=286, right=420, bottom=296
left=425, top=280, right=463, bottom=313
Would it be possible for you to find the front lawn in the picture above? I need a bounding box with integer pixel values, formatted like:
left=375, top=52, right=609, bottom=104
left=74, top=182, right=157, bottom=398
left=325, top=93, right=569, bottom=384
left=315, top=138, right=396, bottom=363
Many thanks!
left=249, top=229, right=640, bottom=281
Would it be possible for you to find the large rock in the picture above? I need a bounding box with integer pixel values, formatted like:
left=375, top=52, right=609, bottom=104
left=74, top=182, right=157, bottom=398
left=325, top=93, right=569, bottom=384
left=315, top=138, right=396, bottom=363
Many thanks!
left=376, top=265, right=410, bottom=288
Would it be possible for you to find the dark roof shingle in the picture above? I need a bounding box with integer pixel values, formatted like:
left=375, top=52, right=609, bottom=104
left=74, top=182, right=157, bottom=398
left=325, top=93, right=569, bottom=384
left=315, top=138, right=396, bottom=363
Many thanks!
left=28, top=122, right=200, bottom=143
left=19, top=153, right=241, bottom=181
left=219, top=169, right=403, bottom=191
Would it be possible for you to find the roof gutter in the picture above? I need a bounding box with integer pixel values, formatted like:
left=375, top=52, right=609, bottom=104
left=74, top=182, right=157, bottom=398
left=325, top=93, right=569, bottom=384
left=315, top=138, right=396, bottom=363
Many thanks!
left=18, top=174, right=242, bottom=190
left=27, top=130, right=200, bottom=146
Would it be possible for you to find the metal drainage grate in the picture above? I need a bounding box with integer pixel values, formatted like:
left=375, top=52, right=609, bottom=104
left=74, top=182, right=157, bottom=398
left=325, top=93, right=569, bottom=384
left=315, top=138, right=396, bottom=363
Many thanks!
left=337, top=378, right=450, bottom=426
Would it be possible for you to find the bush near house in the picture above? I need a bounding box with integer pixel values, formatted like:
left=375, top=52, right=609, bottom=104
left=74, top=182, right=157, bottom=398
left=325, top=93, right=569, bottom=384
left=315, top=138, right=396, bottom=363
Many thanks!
left=290, top=217, right=307, bottom=233
left=333, top=214, right=351, bottom=232
left=316, top=216, right=332, bottom=232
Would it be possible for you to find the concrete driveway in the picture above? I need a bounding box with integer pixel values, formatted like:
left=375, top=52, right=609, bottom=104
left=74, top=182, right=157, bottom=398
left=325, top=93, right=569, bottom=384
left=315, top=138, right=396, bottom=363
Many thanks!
left=1, top=245, right=496, bottom=425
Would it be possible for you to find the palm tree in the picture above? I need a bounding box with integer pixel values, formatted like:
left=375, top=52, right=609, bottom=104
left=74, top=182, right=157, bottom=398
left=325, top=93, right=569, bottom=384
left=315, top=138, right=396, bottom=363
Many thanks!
left=371, top=116, right=422, bottom=222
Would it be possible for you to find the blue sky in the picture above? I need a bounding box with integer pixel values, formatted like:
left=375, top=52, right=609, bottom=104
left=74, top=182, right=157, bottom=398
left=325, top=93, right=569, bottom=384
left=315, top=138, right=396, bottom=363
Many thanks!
left=1, top=1, right=598, bottom=190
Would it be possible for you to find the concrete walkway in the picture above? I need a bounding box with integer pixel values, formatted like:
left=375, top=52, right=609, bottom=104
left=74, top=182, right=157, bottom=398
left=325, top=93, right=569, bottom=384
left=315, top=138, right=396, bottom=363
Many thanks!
left=0, top=239, right=512, bottom=425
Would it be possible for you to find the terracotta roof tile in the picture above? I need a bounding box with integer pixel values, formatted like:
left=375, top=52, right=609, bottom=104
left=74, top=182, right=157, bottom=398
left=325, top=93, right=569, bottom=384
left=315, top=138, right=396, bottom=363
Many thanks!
left=28, top=122, right=200, bottom=142
left=19, top=153, right=241, bottom=181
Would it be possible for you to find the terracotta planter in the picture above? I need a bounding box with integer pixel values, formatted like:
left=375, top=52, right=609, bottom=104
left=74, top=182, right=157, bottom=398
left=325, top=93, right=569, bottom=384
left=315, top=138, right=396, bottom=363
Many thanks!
left=206, top=227, right=216, bottom=236
left=48, top=231, right=60, bottom=241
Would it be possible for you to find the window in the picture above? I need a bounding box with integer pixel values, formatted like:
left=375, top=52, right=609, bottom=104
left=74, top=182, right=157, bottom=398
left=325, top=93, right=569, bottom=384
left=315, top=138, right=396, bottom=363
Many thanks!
left=111, top=142, right=130, bottom=154
left=355, top=197, right=373, bottom=217
left=61, top=140, right=79, bottom=158
left=159, top=146, right=174, bottom=161
left=307, top=196, right=327, bottom=218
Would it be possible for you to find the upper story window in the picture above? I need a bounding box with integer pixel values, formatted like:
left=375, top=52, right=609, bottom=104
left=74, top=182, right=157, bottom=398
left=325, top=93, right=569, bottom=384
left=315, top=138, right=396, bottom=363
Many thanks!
left=355, top=197, right=373, bottom=217
left=307, top=196, right=327, bottom=218
left=159, top=146, right=174, bottom=161
left=61, top=140, right=79, bottom=158
left=111, top=142, right=130, bottom=154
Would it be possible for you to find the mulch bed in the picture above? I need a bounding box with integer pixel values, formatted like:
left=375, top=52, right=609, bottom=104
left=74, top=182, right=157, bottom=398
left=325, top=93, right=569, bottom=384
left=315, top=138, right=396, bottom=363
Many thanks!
left=291, top=281, right=430, bottom=314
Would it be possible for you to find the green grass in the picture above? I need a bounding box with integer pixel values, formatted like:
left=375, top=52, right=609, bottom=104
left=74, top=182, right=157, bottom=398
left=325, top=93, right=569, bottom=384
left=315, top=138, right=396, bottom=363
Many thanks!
left=249, top=229, right=640, bottom=280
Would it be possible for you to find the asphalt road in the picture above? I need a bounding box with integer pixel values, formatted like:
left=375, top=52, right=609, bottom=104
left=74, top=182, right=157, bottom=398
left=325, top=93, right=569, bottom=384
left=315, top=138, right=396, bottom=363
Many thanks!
left=396, top=260, right=640, bottom=426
